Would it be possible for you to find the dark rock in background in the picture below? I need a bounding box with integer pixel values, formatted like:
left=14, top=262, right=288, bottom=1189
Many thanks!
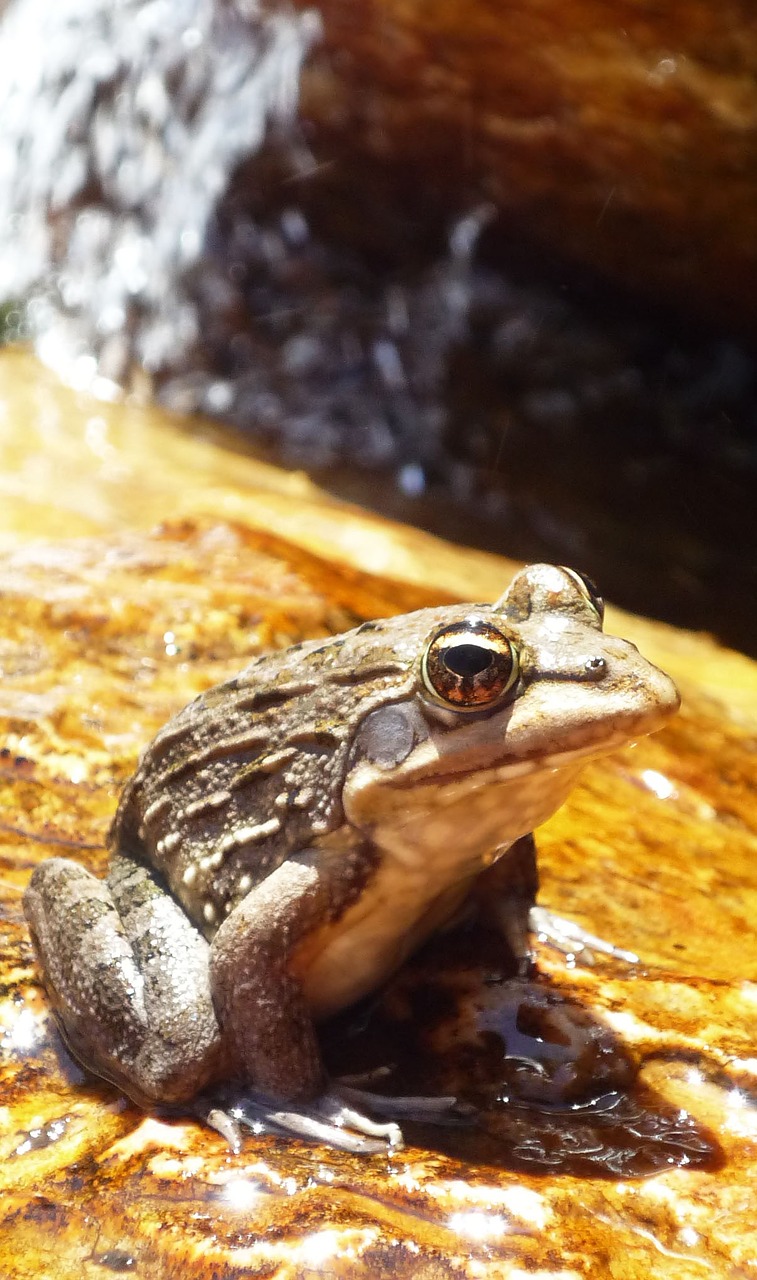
left=0, top=0, right=754, bottom=651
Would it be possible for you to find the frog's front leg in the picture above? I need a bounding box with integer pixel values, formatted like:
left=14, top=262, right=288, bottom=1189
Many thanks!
left=210, top=850, right=405, bottom=1152
left=480, top=833, right=638, bottom=967
left=24, top=853, right=224, bottom=1104
left=210, top=855, right=325, bottom=1101
left=475, top=833, right=540, bottom=972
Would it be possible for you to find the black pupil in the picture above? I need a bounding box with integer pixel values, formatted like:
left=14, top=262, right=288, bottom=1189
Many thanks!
left=443, top=643, right=494, bottom=678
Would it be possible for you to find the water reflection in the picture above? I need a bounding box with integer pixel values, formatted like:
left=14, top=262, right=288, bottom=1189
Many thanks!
left=324, top=925, right=722, bottom=1178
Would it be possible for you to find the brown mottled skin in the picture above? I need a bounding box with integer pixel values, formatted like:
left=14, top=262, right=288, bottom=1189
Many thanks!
left=24, top=565, right=680, bottom=1149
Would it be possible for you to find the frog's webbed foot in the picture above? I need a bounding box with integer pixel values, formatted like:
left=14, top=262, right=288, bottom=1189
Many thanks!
left=204, top=1080, right=470, bottom=1154
left=528, top=905, right=639, bottom=966
left=210, top=1085, right=404, bottom=1157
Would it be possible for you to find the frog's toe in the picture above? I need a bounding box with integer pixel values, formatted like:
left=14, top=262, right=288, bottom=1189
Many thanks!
left=203, top=1104, right=244, bottom=1154
left=529, top=905, right=639, bottom=966
left=333, top=1079, right=473, bottom=1123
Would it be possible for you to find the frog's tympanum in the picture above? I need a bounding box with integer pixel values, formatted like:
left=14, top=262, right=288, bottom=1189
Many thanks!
left=24, top=565, right=680, bottom=1152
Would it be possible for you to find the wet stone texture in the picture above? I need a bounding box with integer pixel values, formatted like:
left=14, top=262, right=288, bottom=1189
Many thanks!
left=1, top=352, right=756, bottom=1278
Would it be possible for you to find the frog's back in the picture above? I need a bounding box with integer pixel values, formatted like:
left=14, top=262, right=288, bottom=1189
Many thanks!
left=108, top=618, right=432, bottom=935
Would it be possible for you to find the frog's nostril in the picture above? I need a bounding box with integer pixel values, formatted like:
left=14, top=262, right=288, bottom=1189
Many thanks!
left=584, top=656, right=607, bottom=679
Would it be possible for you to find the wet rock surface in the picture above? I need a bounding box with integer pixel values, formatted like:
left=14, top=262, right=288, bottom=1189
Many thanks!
left=1, top=352, right=756, bottom=1278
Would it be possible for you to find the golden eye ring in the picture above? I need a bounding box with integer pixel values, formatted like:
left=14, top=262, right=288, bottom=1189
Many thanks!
left=421, top=620, right=519, bottom=711
left=561, top=567, right=605, bottom=625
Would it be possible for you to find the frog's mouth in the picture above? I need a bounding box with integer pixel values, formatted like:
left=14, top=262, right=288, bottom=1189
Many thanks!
left=389, top=731, right=631, bottom=789
left=345, top=658, right=679, bottom=824
left=424, top=681, right=675, bottom=783
left=347, top=724, right=631, bottom=805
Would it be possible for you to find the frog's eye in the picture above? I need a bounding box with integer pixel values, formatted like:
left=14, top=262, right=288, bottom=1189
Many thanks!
left=421, top=620, right=519, bottom=711
left=561, top=567, right=605, bottom=625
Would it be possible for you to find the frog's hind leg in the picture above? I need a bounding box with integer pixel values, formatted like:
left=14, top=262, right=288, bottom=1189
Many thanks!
left=23, top=854, right=223, bottom=1105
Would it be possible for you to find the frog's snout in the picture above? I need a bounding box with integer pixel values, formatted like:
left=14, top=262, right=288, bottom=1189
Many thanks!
left=648, top=663, right=681, bottom=722
left=609, top=637, right=681, bottom=734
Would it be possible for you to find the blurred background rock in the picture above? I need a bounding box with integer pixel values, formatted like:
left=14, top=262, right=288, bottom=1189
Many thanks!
left=0, top=0, right=754, bottom=651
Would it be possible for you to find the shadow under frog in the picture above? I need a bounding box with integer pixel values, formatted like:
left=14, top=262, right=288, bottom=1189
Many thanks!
left=322, top=905, right=722, bottom=1177
left=24, top=563, right=690, bottom=1156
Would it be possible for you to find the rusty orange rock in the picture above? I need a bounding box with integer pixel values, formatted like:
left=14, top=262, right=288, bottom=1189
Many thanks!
left=1, top=351, right=756, bottom=1278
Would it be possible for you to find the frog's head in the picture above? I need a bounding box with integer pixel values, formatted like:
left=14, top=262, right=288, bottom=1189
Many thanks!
left=343, top=564, right=680, bottom=860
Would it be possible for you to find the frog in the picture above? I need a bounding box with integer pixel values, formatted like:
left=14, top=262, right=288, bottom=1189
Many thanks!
left=24, top=563, right=680, bottom=1153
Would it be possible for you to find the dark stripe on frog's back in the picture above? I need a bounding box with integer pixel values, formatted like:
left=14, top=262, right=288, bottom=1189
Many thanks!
left=109, top=625, right=418, bottom=934
left=141, top=623, right=408, bottom=775
left=110, top=606, right=441, bottom=842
